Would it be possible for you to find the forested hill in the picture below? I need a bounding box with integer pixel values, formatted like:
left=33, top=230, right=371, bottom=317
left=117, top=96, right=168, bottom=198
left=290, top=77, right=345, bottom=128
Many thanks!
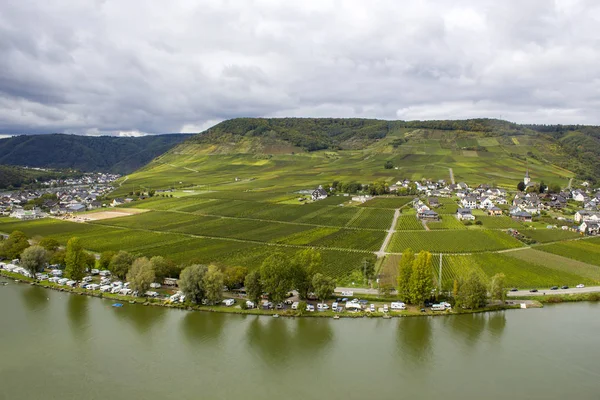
left=185, top=118, right=600, bottom=182
left=0, top=165, right=81, bottom=189
left=0, top=134, right=191, bottom=174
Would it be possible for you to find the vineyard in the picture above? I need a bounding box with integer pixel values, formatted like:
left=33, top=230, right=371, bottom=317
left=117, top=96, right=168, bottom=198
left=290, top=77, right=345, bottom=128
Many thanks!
left=387, top=230, right=523, bottom=253
left=359, top=196, right=414, bottom=209
left=426, top=215, right=466, bottom=230
left=520, top=229, right=581, bottom=243
left=537, top=238, right=600, bottom=266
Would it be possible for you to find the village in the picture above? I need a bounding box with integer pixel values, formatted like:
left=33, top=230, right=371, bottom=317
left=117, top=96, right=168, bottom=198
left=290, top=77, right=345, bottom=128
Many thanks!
left=0, top=173, right=120, bottom=220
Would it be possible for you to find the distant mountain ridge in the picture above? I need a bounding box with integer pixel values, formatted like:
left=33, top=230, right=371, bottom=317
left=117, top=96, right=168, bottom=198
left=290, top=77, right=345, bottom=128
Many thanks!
left=0, top=134, right=192, bottom=174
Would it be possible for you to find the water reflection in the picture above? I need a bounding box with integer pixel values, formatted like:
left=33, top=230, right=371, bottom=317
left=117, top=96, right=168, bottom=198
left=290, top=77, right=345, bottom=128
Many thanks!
left=20, top=285, right=49, bottom=312
left=396, top=317, right=433, bottom=365
left=113, top=303, right=167, bottom=335
left=181, top=311, right=226, bottom=345
left=445, top=312, right=506, bottom=347
left=487, top=312, right=507, bottom=339
left=67, top=295, right=89, bottom=339
left=246, top=316, right=334, bottom=366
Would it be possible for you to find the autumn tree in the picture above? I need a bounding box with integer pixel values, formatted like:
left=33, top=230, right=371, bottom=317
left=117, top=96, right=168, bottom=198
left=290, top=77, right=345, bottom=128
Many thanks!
left=20, top=245, right=49, bottom=278
left=64, top=237, right=87, bottom=281
left=179, top=264, right=208, bottom=303
left=397, top=248, right=414, bottom=302
left=127, top=257, right=156, bottom=295
left=203, top=265, right=225, bottom=305
left=409, top=251, right=433, bottom=306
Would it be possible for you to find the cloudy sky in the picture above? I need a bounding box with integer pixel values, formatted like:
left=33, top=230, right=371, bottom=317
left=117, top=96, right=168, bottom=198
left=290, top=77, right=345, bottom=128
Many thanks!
left=1, top=0, right=599, bottom=135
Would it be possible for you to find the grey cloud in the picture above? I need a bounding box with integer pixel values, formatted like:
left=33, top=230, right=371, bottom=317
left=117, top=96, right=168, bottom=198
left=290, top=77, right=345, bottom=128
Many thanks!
left=0, top=0, right=600, bottom=135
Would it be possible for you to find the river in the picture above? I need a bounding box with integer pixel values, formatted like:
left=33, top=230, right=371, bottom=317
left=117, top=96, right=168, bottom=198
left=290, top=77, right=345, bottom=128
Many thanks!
left=1, top=280, right=599, bottom=399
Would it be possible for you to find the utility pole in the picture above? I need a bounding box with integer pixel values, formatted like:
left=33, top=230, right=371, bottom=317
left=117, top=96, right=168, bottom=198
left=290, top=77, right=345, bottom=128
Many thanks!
left=438, top=253, right=443, bottom=291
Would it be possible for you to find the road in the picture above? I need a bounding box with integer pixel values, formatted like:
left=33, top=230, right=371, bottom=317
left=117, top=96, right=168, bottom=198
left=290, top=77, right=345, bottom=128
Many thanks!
left=376, top=208, right=400, bottom=258
left=508, top=286, right=600, bottom=297
left=449, top=167, right=455, bottom=184
left=335, top=286, right=385, bottom=295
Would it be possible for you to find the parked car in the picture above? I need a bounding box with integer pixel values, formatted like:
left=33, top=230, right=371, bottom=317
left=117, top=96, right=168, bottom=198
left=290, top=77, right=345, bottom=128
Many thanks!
left=291, top=301, right=299, bottom=310
left=382, top=304, right=389, bottom=313
left=529, top=289, right=538, bottom=293
left=441, top=302, right=452, bottom=309
left=317, top=303, right=329, bottom=311
left=276, top=303, right=284, bottom=309
left=83, top=276, right=93, bottom=283
left=306, top=304, right=315, bottom=312
left=550, top=286, right=558, bottom=290
left=369, top=304, right=375, bottom=312
left=576, top=284, right=585, bottom=288
left=145, top=291, right=159, bottom=298
left=331, top=302, right=338, bottom=311
left=510, top=288, right=518, bottom=292
left=245, top=300, right=255, bottom=309
left=90, top=269, right=99, bottom=275
left=100, top=277, right=111, bottom=285
left=66, top=280, right=76, bottom=287
left=284, top=299, right=293, bottom=305
left=561, top=285, right=569, bottom=289
left=150, top=282, right=161, bottom=289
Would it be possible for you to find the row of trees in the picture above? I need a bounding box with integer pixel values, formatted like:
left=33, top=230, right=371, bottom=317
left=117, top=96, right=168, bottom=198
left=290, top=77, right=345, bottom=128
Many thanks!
left=177, top=249, right=336, bottom=307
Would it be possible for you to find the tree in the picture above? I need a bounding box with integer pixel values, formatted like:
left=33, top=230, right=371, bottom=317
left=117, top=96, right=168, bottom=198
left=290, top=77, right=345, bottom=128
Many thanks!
left=150, top=256, right=172, bottom=283
left=0, top=231, right=30, bottom=260
left=453, top=279, right=460, bottom=298
left=127, top=257, right=155, bottom=295
left=64, top=237, right=86, bottom=281
left=384, top=161, right=394, bottom=169
left=203, top=265, right=224, bottom=305
left=244, top=270, right=262, bottom=306
left=517, top=181, right=526, bottom=192
left=20, top=245, right=49, bottom=278
left=291, top=248, right=322, bottom=299
left=38, top=237, right=60, bottom=252
left=223, top=266, right=248, bottom=289
left=50, top=249, right=66, bottom=267
left=539, top=181, right=547, bottom=193
left=109, top=251, right=135, bottom=279
left=99, top=251, right=116, bottom=270
left=312, top=273, right=336, bottom=302
left=361, top=258, right=375, bottom=282
left=409, top=251, right=433, bottom=306
left=456, top=271, right=488, bottom=310
left=397, top=248, right=414, bottom=302
left=548, top=183, right=561, bottom=193
left=489, top=273, right=507, bottom=304
left=179, top=264, right=208, bottom=303
left=260, top=252, right=293, bottom=305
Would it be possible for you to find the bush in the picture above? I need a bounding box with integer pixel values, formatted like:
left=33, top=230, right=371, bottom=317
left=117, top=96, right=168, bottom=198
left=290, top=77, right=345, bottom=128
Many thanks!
left=464, top=221, right=473, bottom=226
left=296, top=301, right=307, bottom=315
left=475, top=220, right=483, bottom=225
left=240, top=300, right=248, bottom=310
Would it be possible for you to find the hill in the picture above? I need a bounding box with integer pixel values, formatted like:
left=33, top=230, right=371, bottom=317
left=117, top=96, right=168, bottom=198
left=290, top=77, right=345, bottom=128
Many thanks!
left=0, top=133, right=192, bottom=174
left=0, top=165, right=81, bottom=189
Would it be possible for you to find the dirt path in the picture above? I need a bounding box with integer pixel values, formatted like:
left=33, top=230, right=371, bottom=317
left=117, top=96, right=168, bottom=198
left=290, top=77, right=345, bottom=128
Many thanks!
left=119, top=176, right=129, bottom=187
left=449, top=167, right=455, bottom=184
left=376, top=208, right=400, bottom=258
left=567, top=177, right=573, bottom=189
left=421, top=220, right=430, bottom=231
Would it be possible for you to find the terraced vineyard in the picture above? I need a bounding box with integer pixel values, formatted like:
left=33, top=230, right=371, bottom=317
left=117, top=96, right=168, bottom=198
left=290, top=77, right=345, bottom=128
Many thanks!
left=520, top=229, right=581, bottom=243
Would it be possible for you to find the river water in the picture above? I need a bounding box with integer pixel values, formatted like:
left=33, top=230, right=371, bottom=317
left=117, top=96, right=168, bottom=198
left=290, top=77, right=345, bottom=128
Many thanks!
left=1, top=281, right=599, bottom=400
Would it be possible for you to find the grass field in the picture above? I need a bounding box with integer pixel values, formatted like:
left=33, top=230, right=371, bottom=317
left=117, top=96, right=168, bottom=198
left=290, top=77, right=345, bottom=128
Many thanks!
left=536, top=238, right=600, bottom=266
left=520, top=229, right=582, bottom=243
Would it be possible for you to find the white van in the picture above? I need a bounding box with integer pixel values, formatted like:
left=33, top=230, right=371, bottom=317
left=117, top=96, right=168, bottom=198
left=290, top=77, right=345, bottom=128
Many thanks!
left=431, top=304, right=446, bottom=311
left=391, top=302, right=406, bottom=311
left=222, top=298, right=235, bottom=306
left=331, top=302, right=338, bottom=311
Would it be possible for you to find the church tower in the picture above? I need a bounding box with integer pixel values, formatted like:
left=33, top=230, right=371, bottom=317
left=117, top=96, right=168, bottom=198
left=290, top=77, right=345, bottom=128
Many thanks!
left=524, top=168, right=530, bottom=185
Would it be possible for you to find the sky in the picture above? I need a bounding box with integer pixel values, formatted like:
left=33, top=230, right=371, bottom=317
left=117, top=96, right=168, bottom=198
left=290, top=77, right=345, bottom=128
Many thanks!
left=1, top=0, right=600, bottom=136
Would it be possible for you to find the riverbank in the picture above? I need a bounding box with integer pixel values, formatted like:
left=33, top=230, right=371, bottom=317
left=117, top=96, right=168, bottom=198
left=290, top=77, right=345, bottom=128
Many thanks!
left=1, top=269, right=533, bottom=318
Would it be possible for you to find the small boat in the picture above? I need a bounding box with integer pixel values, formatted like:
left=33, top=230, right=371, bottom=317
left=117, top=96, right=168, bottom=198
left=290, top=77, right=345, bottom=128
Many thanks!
left=382, top=314, right=392, bottom=319
left=272, top=314, right=280, bottom=318
left=112, top=303, right=124, bottom=308
left=333, top=315, right=340, bottom=320
left=0, top=282, right=8, bottom=286
left=129, top=300, right=135, bottom=304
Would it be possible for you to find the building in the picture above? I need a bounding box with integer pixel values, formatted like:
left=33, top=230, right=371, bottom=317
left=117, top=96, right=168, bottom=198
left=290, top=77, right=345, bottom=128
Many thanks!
left=511, top=211, right=532, bottom=222
left=580, top=221, right=600, bottom=235
left=418, top=210, right=439, bottom=221
left=488, top=206, right=503, bottom=216
left=461, top=196, right=478, bottom=209
left=456, top=208, right=475, bottom=221
left=311, top=186, right=328, bottom=201
left=524, top=169, right=530, bottom=186
left=10, top=208, right=45, bottom=220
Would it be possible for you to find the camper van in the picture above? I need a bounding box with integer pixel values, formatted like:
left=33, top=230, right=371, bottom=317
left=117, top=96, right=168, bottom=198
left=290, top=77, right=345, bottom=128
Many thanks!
left=391, top=302, right=406, bottom=311
left=222, top=298, right=235, bottom=307
left=431, top=304, right=446, bottom=311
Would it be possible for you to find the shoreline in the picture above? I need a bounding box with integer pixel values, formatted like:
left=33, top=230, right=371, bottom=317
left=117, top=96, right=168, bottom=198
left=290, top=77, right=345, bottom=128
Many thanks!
left=0, top=269, right=547, bottom=319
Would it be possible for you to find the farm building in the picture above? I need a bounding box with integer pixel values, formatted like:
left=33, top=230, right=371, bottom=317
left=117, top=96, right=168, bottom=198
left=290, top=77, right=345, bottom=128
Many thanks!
left=311, top=186, right=328, bottom=201
left=428, top=197, right=440, bottom=208
left=511, top=211, right=532, bottom=222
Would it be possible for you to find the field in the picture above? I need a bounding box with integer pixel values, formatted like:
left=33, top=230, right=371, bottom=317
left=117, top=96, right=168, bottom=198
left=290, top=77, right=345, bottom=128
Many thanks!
left=1, top=124, right=598, bottom=287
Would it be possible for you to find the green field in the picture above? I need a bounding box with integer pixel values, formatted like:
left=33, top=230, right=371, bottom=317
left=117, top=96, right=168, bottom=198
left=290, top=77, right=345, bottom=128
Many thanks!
left=1, top=120, right=598, bottom=287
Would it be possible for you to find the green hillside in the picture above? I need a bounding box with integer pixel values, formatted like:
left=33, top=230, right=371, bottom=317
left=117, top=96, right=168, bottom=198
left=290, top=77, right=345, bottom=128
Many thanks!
left=2, top=118, right=599, bottom=289
left=0, top=165, right=81, bottom=189
left=0, top=133, right=192, bottom=174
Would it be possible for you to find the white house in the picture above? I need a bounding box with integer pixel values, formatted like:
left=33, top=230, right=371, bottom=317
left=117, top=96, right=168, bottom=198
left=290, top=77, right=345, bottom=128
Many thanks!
left=574, top=210, right=600, bottom=223
left=480, top=197, right=495, bottom=209
left=461, top=196, right=478, bottom=209
left=580, top=221, right=600, bottom=235
left=311, top=186, right=328, bottom=201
